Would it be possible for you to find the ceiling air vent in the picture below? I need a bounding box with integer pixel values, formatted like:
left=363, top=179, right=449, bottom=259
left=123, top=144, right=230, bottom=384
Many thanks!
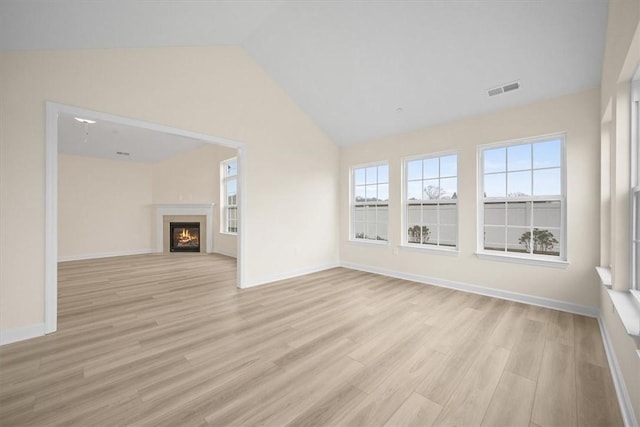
left=488, top=80, right=521, bottom=97
left=503, top=82, right=520, bottom=92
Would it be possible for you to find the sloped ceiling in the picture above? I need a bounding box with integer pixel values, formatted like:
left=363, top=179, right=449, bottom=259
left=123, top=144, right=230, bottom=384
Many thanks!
left=1, top=0, right=608, bottom=147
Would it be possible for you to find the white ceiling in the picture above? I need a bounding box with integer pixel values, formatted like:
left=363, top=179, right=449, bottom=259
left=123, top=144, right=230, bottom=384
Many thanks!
left=2, top=1, right=608, bottom=147
left=0, top=1, right=284, bottom=49
left=58, top=113, right=207, bottom=164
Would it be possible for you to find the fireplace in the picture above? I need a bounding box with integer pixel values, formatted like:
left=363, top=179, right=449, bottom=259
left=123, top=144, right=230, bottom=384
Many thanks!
left=170, top=222, right=201, bottom=252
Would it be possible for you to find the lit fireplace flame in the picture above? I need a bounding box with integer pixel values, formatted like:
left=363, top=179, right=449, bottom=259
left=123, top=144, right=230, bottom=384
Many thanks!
left=177, top=228, right=199, bottom=246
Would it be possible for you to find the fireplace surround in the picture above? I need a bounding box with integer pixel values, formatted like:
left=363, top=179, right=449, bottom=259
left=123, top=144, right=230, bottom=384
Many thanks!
left=154, top=204, right=214, bottom=254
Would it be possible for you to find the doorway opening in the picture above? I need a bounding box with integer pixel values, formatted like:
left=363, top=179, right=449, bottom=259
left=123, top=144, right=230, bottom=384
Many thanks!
left=45, top=102, right=246, bottom=334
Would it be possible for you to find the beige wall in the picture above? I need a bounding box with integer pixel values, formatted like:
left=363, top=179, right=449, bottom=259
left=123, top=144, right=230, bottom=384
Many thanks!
left=0, top=46, right=339, bottom=332
left=58, top=155, right=153, bottom=259
left=599, top=0, right=640, bottom=421
left=152, top=144, right=227, bottom=204
left=58, top=144, right=238, bottom=260
left=341, top=88, right=601, bottom=308
left=152, top=144, right=238, bottom=257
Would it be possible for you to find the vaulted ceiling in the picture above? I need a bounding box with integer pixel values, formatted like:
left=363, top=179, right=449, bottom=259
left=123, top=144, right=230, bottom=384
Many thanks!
left=1, top=1, right=608, bottom=147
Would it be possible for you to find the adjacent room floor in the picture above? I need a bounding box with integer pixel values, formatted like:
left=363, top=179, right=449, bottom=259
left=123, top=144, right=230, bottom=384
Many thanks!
left=0, top=254, right=623, bottom=426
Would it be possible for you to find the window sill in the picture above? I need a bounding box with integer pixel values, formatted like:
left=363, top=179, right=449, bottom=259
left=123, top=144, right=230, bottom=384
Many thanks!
left=605, top=289, right=640, bottom=337
left=220, top=231, right=238, bottom=236
left=597, top=267, right=640, bottom=337
left=400, top=244, right=459, bottom=256
left=632, top=289, right=640, bottom=306
left=475, top=251, right=568, bottom=268
left=348, top=239, right=389, bottom=247
left=595, top=266, right=612, bottom=289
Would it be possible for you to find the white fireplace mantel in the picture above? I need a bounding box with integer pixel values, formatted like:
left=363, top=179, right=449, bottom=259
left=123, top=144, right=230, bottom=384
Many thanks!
left=153, top=203, right=215, bottom=253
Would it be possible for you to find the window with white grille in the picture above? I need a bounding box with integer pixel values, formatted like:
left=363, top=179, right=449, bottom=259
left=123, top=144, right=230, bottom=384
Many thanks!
left=351, top=163, right=389, bottom=242
left=479, top=135, right=565, bottom=261
left=404, top=153, right=458, bottom=249
left=221, top=158, right=238, bottom=234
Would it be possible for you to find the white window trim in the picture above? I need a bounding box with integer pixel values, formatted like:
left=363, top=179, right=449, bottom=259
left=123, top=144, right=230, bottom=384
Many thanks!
left=349, top=161, right=390, bottom=245
left=221, top=157, right=238, bottom=235
left=347, top=238, right=389, bottom=247
left=476, top=133, right=567, bottom=266
left=401, top=151, right=459, bottom=253
left=400, top=244, right=459, bottom=256
left=476, top=251, right=568, bottom=268
left=600, top=72, right=640, bottom=340
left=630, top=76, right=640, bottom=299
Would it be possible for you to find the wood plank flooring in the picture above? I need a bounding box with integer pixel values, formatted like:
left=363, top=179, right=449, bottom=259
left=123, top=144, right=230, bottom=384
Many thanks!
left=0, top=253, right=623, bottom=426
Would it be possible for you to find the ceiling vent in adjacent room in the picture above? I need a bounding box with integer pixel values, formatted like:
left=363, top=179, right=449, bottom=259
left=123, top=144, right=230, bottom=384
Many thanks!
left=488, top=80, right=521, bottom=97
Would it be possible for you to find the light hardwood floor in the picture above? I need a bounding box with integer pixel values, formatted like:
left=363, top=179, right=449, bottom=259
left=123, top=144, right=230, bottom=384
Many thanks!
left=0, top=254, right=623, bottom=426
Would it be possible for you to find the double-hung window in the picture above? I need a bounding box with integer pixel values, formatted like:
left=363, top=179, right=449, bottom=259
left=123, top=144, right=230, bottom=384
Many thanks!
left=221, top=157, right=238, bottom=234
left=480, top=135, right=565, bottom=262
left=631, top=77, right=640, bottom=293
left=404, top=153, right=458, bottom=249
left=352, top=163, right=389, bottom=242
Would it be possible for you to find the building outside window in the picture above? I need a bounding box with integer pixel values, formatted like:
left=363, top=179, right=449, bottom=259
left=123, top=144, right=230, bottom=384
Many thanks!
left=221, top=157, right=238, bottom=234
left=404, top=153, right=458, bottom=249
left=351, top=163, right=389, bottom=242
left=480, top=135, right=565, bottom=261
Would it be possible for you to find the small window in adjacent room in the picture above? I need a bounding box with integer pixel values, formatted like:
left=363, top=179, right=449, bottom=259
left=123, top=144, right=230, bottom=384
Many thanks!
left=351, top=163, right=389, bottom=242
left=221, top=157, right=238, bottom=234
left=631, top=77, right=640, bottom=293
left=404, top=153, right=458, bottom=250
left=479, top=135, right=566, bottom=262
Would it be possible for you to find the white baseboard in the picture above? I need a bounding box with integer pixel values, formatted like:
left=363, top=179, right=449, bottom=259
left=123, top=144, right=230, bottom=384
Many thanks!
left=0, top=323, right=45, bottom=346
left=340, top=261, right=599, bottom=318
left=242, top=262, right=340, bottom=289
left=597, top=316, right=638, bottom=427
left=58, top=248, right=153, bottom=262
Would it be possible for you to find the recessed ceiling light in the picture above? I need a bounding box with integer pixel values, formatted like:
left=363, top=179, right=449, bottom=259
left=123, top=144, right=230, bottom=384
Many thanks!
left=74, top=117, right=96, bottom=124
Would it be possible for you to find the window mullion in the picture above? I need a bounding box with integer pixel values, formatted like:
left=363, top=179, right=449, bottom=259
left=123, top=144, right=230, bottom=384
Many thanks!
left=504, top=201, right=508, bottom=253
left=529, top=200, right=534, bottom=255
left=436, top=173, right=440, bottom=245
left=375, top=185, right=379, bottom=240
left=420, top=200, right=424, bottom=244
left=530, top=144, right=534, bottom=255
left=505, top=147, right=509, bottom=253
left=530, top=144, right=534, bottom=196
left=437, top=159, right=441, bottom=246
left=436, top=201, right=440, bottom=246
